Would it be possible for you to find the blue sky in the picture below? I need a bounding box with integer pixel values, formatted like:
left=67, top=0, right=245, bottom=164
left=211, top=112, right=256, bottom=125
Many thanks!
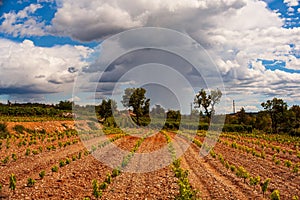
left=0, top=0, right=300, bottom=114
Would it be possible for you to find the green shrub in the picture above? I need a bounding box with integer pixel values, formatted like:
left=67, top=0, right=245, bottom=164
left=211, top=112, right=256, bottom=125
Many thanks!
left=52, top=165, right=58, bottom=172
left=292, top=195, right=299, bottom=200
left=284, top=160, right=292, bottom=168
left=249, top=176, right=260, bottom=189
left=236, top=166, right=249, bottom=183
left=39, top=170, right=46, bottom=179
left=0, top=183, right=2, bottom=193
left=59, top=160, right=66, bottom=167
left=112, top=168, right=120, bottom=177
left=12, top=153, right=17, bottom=161
left=0, top=123, right=9, bottom=139
left=261, top=178, right=270, bottom=196
left=270, top=189, right=280, bottom=200
left=275, top=159, right=280, bottom=165
left=9, top=174, right=16, bottom=191
left=105, top=173, right=111, bottom=184
left=13, top=125, right=26, bottom=134
left=27, top=178, right=36, bottom=187
left=25, top=148, right=31, bottom=156
left=72, top=155, right=76, bottom=161
left=65, top=158, right=71, bottom=165
left=99, top=182, right=108, bottom=190
left=2, top=156, right=9, bottom=164
left=92, top=179, right=102, bottom=198
left=230, top=165, right=236, bottom=172
left=32, top=150, right=39, bottom=155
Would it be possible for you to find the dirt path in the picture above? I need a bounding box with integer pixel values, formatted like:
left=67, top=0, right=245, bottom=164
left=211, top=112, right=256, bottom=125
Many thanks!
left=101, top=132, right=178, bottom=199
left=172, top=134, right=258, bottom=200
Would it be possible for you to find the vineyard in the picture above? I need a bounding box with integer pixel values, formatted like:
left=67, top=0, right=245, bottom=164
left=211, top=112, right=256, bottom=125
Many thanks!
left=0, top=120, right=299, bottom=199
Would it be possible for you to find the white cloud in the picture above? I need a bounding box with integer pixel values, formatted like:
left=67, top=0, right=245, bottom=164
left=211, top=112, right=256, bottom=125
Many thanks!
left=49, top=0, right=300, bottom=106
left=298, top=8, right=300, bottom=13
left=284, top=0, right=299, bottom=7
left=0, top=39, right=92, bottom=97
left=288, top=7, right=295, bottom=12
left=0, top=4, right=47, bottom=37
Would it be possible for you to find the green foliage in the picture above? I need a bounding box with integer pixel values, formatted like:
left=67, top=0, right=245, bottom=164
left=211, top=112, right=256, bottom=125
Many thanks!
left=0, top=123, right=9, bottom=139
left=12, top=153, right=17, bottom=161
left=121, top=88, right=150, bottom=126
left=261, top=98, right=287, bottom=133
left=194, top=88, right=222, bottom=119
left=97, top=99, right=117, bottom=126
left=51, top=165, right=58, bottom=172
left=65, top=158, right=71, bottom=165
left=92, top=179, right=102, bottom=198
left=105, top=173, right=111, bottom=184
left=25, top=148, right=31, bottom=156
left=236, top=166, right=249, bottom=183
left=230, top=165, right=236, bottom=172
left=99, top=182, right=108, bottom=190
left=13, top=125, right=26, bottom=134
left=2, top=156, right=9, bottom=164
left=39, top=170, right=46, bottom=179
left=261, top=178, right=270, bottom=196
left=0, top=183, right=2, bottom=193
left=249, top=176, right=260, bottom=189
left=210, top=150, right=216, bottom=158
left=59, top=160, right=66, bottom=167
left=9, top=174, right=16, bottom=191
left=72, top=155, right=77, bottom=161
left=292, top=195, right=299, bottom=200
left=27, top=178, right=36, bottom=187
left=112, top=168, right=121, bottom=177
left=56, top=100, right=73, bottom=110
left=32, top=150, right=39, bottom=155
left=270, top=189, right=280, bottom=200
left=284, top=160, right=292, bottom=168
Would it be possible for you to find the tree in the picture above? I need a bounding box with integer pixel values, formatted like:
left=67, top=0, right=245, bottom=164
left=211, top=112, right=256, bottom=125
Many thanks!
left=237, top=107, right=247, bottom=124
left=56, top=101, right=73, bottom=110
left=98, top=99, right=117, bottom=121
left=194, top=88, right=222, bottom=119
left=121, top=88, right=150, bottom=126
left=261, top=98, right=287, bottom=133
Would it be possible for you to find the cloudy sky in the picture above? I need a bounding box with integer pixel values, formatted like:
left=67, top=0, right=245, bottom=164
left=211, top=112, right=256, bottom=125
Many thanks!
left=0, top=0, right=300, bottom=114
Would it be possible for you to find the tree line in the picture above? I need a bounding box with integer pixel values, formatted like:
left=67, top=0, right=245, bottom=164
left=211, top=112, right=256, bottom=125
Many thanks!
left=97, top=87, right=300, bottom=136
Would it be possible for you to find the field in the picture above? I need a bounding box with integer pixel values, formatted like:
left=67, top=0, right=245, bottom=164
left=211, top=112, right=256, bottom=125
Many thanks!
left=0, top=120, right=300, bottom=199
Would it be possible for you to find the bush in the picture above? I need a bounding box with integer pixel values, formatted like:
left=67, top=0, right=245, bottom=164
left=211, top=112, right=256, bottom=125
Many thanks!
left=0, top=123, right=9, bottom=139
left=112, top=168, right=120, bottom=177
left=25, top=148, right=31, bottom=156
left=52, top=165, right=58, bottom=172
left=65, top=158, right=71, bottom=165
left=12, top=153, right=17, bottom=161
left=236, top=166, right=249, bottom=183
left=9, top=174, right=16, bottom=191
left=105, top=173, right=111, bottom=184
left=92, top=179, right=102, bottom=198
left=0, top=183, right=2, bottom=193
left=27, top=178, right=36, bottom=187
left=261, top=178, right=270, bottom=196
left=59, top=160, right=66, bottom=167
left=284, top=160, right=292, bottom=168
left=99, top=182, right=108, bottom=190
left=13, top=125, right=26, bottom=134
left=2, top=156, right=9, bottom=164
left=270, top=189, right=280, bottom=200
left=39, top=170, right=46, bottom=179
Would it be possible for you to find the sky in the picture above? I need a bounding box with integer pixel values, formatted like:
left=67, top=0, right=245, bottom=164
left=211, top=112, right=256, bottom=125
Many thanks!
left=0, top=0, right=300, bottom=114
